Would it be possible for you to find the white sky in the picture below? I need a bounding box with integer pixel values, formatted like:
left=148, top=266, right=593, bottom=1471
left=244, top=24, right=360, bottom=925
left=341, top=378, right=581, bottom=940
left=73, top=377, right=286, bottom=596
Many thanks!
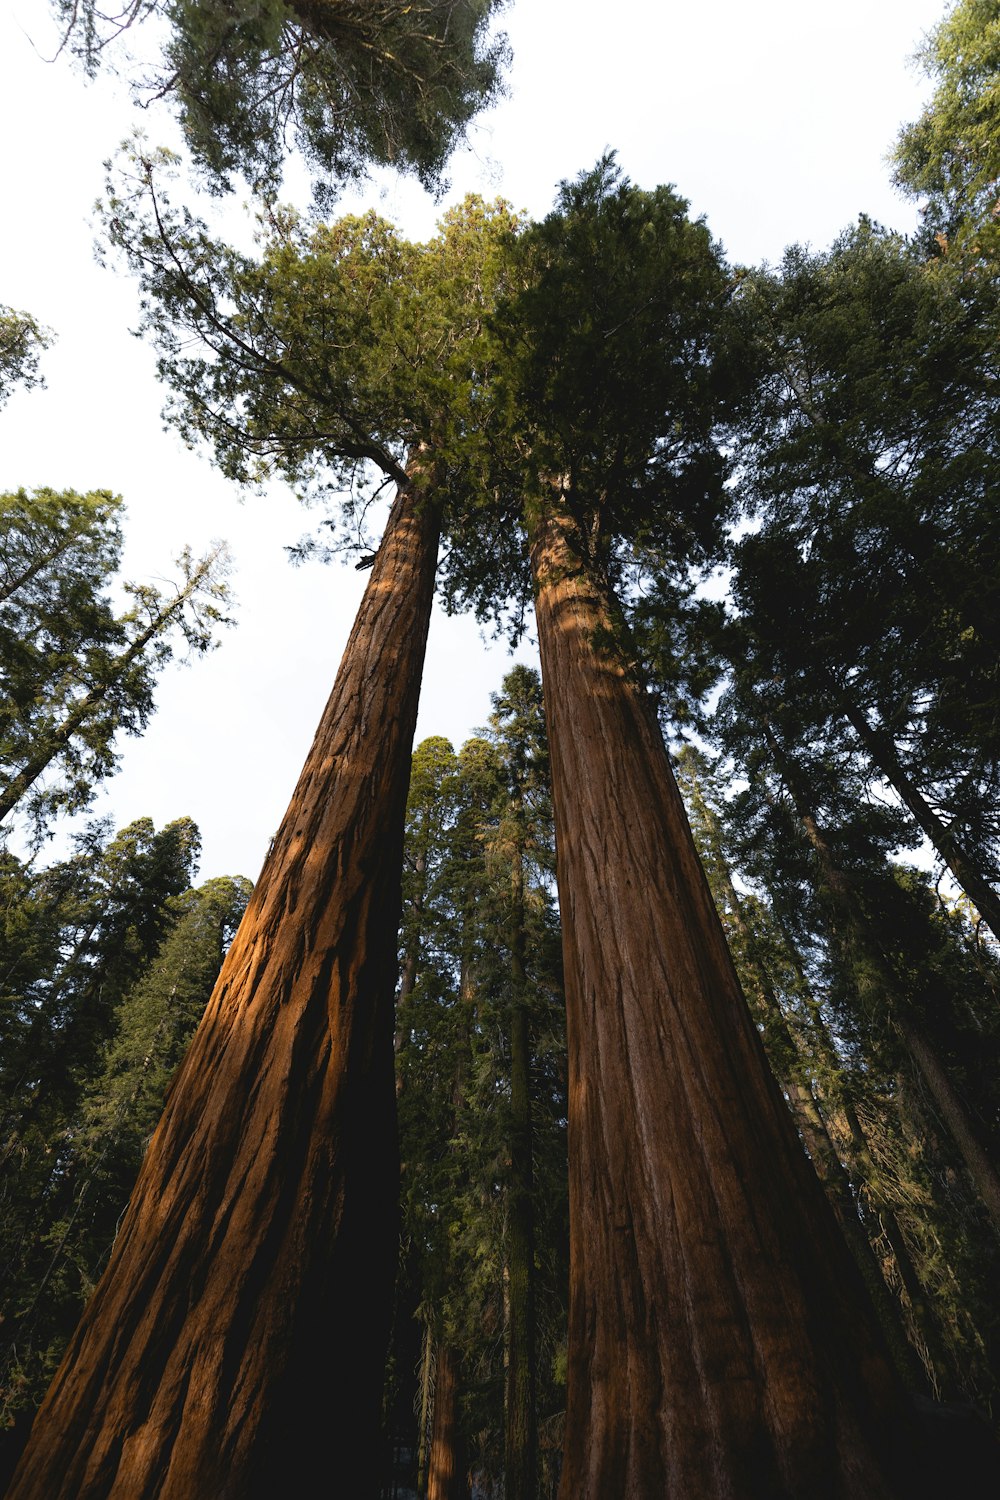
left=0, top=0, right=944, bottom=883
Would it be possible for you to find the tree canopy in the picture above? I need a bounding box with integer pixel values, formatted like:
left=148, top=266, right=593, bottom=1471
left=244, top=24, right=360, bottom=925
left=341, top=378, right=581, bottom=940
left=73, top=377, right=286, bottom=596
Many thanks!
left=893, top=0, right=1000, bottom=247
left=51, top=0, right=509, bottom=194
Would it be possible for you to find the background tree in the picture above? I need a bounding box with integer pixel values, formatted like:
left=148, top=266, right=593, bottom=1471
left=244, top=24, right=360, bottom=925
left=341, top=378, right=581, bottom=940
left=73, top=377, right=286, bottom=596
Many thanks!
left=394, top=670, right=566, bottom=1500
left=893, top=0, right=1000, bottom=250
left=0, top=858, right=250, bottom=1452
left=1, top=487, right=232, bottom=835
left=727, top=220, right=1000, bottom=937
left=0, top=307, right=51, bottom=408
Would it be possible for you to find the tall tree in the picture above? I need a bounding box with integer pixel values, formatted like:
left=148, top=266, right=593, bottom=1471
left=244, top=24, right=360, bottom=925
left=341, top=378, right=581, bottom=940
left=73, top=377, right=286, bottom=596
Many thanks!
left=395, top=681, right=565, bottom=1500
left=489, top=160, right=950, bottom=1497
left=6, top=473, right=439, bottom=1500
left=728, top=220, right=1000, bottom=937
left=8, top=168, right=523, bottom=1497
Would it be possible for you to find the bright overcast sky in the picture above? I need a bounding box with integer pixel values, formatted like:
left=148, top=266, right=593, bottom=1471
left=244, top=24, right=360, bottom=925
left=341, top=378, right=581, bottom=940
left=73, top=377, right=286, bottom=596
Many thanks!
left=0, top=0, right=945, bottom=883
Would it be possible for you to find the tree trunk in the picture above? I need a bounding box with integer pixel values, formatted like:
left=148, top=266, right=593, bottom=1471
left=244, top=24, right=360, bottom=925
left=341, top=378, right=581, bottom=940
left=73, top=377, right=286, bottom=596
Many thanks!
left=683, top=773, right=927, bottom=1394
left=836, top=694, right=1000, bottom=942
left=7, top=474, right=440, bottom=1499
left=794, top=805, right=1000, bottom=1245
left=528, top=495, right=927, bottom=1500
left=426, top=1343, right=468, bottom=1500
left=505, top=868, right=538, bottom=1500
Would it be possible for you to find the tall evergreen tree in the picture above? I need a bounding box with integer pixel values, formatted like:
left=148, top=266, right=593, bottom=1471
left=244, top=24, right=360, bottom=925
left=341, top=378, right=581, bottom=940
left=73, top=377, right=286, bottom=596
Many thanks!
left=485, top=160, right=950, bottom=1498
left=396, top=671, right=565, bottom=1500
left=728, top=219, right=1000, bottom=937
left=8, top=177, right=522, bottom=1499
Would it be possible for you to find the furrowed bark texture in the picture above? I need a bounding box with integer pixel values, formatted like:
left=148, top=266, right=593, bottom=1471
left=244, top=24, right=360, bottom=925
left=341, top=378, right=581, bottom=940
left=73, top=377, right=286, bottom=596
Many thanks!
left=528, top=503, right=927, bottom=1500
left=426, top=1343, right=468, bottom=1500
left=7, top=479, right=441, bottom=1500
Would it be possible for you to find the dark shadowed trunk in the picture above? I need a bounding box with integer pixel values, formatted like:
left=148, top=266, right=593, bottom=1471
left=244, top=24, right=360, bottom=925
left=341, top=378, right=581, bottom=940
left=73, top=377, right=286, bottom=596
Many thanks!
left=505, top=865, right=538, bottom=1500
left=527, top=495, right=932, bottom=1500
left=426, top=1343, right=468, bottom=1500
left=7, top=473, right=441, bottom=1500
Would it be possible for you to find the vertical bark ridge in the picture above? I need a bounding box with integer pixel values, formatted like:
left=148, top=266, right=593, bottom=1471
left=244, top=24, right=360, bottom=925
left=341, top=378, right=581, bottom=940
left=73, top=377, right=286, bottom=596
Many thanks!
left=528, top=500, right=926, bottom=1500
left=8, top=474, right=441, bottom=1500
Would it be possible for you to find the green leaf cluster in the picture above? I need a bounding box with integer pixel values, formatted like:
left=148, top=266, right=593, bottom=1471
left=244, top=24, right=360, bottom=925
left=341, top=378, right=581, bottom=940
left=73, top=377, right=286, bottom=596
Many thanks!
left=0, top=488, right=232, bottom=834
left=53, top=0, right=509, bottom=195
left=893, top=0, right=1000, bottom=249
left=0, top=307, right=52, bottom=408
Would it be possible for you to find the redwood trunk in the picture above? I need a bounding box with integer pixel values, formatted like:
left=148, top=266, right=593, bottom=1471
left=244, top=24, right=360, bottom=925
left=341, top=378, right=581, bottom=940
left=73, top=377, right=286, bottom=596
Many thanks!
left=426, top=1343, right=468, bottom=1500
left=528, top=499, right=926, bottom=1499
left=8, top=477, right=440, bottom=1499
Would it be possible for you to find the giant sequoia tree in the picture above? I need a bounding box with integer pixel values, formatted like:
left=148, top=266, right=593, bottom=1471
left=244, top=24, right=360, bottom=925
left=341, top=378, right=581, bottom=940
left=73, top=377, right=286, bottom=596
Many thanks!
left=6, top=174, right=520, bottom=1498
left=480, top=162, right=949, bottom=1498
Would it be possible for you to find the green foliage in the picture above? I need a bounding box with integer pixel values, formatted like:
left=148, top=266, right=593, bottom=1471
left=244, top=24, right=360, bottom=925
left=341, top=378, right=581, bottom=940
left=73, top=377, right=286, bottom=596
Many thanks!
left=893, top=0, right=1000, bottom=247
left=0, top=819, right=250, bottom=1428
left=53, top=0, right=509, bottom=194
left=103, top=149, right=532, bottom=627
left=394, top=669, right=566, bottom=1490
left=0, top=306, right=51, bottom=407
left=726, top=219, right=1000, bottom=883
left=0, top=487, right=232, bottom=833
left=674, top=738, right=1000, bottom=1414
left=483, top=157, right=742, bottom=578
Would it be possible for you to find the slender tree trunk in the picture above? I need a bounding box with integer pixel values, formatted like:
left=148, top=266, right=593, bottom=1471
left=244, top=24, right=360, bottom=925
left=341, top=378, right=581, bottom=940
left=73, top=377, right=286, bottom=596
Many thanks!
left=528, top=495, right=927, bottom=1500
left=395, top=849, right=426, bottom=1098
left=417, top=1318, right=435, bottom=1497
left=505, top=866, right=538, bottom=1500
left=836, top=694, right=1000, bottom=941
left=7, top=474, right=441, bottom=1500
left=793, top=805, right=1000, bottom=1244
left=426, top=1343, right=468, bottom=1500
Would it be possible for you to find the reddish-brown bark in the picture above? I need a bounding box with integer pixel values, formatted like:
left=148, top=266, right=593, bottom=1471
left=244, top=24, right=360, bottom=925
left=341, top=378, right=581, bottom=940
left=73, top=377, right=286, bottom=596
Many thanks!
left=7, top=474, right=440, bottom=1500
left=528, top=497, right=929, bottom=1500
left=426, top=1343, right=468, bottom=1500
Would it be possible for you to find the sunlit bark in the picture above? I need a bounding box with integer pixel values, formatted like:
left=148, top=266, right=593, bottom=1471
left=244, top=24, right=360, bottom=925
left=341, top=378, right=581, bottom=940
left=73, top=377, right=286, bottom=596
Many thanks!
left=8, top=472, right=440, bottom=1500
